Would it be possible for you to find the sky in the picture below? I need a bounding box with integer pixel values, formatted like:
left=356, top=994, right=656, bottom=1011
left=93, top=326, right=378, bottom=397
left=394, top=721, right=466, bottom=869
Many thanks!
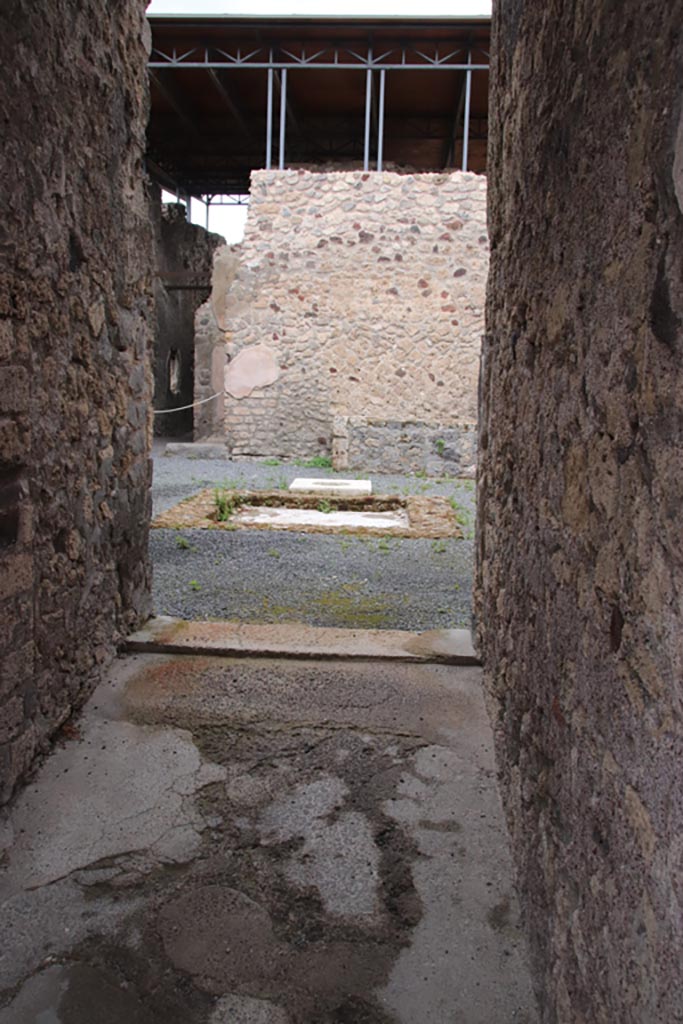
left=150, top=0, right=491, bottom=239
left=148, top=1, right=491, bottom=16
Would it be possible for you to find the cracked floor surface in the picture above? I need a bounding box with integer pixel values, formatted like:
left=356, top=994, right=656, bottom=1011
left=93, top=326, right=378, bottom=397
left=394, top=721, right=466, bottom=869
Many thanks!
left=0, top=653, right=537, bottom=1023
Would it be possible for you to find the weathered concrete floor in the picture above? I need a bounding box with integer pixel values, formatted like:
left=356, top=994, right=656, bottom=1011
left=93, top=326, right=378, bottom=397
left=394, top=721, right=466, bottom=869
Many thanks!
left=0, top=653, right=537, bottom=1023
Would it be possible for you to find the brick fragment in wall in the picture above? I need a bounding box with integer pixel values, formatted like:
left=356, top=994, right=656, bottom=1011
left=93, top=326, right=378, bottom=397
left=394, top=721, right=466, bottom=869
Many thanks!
left=475, top=0, right=683, bottom=1020
left=194, top=169, right=486, bottom=468
left=0, top=0, right=153, bottom=804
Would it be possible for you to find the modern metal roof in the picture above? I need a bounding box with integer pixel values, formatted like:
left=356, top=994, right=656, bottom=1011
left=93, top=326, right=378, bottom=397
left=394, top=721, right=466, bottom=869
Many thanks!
left=147, top=15, right=490, bottom=196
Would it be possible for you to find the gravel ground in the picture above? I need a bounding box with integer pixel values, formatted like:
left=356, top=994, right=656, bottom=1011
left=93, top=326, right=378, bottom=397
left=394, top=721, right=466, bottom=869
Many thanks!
left=151, top=442, right=476, bottom=630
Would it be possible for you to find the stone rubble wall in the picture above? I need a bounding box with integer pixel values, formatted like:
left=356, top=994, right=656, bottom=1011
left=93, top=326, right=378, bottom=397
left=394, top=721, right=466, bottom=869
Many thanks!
left=0, top=0, right=153, bottom=802
left=476, top=0, right=683, bottom=1020
left=195, top=169, right=487, bottom=473
left=151, top=191, right=224, bottom=438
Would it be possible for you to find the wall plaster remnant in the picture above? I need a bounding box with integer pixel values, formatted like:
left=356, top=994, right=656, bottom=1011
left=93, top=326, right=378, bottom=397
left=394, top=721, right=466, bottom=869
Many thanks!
left=194, top=169, right=487, bottom=473
left=477, top=1, right=683, bottom=1021
left=224, top=344, right=280, bottom=399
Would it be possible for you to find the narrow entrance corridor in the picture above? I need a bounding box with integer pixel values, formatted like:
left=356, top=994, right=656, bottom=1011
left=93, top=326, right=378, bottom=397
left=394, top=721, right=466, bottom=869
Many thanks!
left=0, top=648, right=536, bottom=1023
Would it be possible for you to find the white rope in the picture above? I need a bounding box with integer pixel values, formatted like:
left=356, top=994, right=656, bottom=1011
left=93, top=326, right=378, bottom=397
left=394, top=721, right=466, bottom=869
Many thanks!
left=153, top=391, right=224, bottom=415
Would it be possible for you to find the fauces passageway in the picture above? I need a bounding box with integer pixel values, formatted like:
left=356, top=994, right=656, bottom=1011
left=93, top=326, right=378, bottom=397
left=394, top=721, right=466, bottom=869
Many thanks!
left=3, top=0, right=683, bottom=1019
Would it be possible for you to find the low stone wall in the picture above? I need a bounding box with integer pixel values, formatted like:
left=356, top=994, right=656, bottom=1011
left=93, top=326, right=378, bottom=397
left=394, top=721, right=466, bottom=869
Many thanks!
left=195, top=169, right=487, bottom=472
left=338, top=418, right=477, bottom=476
left=0, top=0, right=153, bottom=803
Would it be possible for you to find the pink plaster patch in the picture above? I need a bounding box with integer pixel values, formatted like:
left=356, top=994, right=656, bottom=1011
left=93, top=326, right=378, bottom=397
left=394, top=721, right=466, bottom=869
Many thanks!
left=224, top=344, right=280, bottom=399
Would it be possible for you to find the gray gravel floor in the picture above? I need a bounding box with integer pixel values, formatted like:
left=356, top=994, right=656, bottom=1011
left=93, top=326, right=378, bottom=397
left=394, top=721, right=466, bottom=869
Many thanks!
left=151, top=442, right=476, bottom=630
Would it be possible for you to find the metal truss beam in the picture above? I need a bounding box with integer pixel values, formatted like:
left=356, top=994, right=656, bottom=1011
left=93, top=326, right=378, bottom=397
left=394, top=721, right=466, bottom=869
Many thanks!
left=149, top=42, right=488, bottom=72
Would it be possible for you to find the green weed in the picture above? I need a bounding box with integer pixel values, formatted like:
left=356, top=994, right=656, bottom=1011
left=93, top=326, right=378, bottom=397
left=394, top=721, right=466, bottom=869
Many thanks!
left=176, top=536, right=192, bottom=550
left=214, top=487, right=244, bottom=521
left=189, top=580, right=201, bottom=591
left=435, top=438, right=446, bottom=456
left=263, top=457, right=281, bottom=466
left=295, top=455, right=333, bottom=469
left=432, top=540, right=447, bottom=554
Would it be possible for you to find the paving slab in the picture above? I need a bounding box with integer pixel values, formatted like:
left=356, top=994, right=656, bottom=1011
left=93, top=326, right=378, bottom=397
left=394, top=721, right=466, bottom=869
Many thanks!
left=236, top=504, right=405, bottom=531
left=0, top=651, right=536, bottom=1024
left=125, top=616, right=480, bottom=664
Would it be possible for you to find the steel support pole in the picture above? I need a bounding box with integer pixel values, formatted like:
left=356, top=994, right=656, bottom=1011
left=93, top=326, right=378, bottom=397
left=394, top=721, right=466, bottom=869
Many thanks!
left=377, top=69, right=386, bottom=172
left=266, top=65, right=274, bottom=169
left=363, top=66, right=372, bottom=172
left=278, top=68, right=287, bottom=170
left=205, top=197, right=210, bottom=231
left=462, top=49, right=472, bottom=172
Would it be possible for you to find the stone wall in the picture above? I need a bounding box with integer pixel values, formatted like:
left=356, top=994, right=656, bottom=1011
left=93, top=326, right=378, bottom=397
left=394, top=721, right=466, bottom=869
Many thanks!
left=0, top=0, right=153, bottom=802
left=195, top=169, right=487, bottom=474
left=476, top=1, right=683, bottom=1021
left=152, top=191, right=224, bottom=438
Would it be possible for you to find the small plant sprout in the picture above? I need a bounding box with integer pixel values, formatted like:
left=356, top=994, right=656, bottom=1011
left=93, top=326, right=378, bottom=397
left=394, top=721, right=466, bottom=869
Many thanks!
left=189, top=580, right=201, bottom=591
left=432, top=540, right=447, bottom=554
left=176, top=536, right=191, bottom=550
left=435, top=438, right=446, bottom=456
left=317, top=499, right=337, bottom=514
left=267, top=548, right=281, bottom=559
left=214, top=487, right=244, bottom=522
left=263, top=457, right=281, bottom=466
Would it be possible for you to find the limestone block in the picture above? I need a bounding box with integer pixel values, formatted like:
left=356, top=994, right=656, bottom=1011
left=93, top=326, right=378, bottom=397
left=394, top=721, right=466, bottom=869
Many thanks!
left=289, top=478, right=372, bottom=497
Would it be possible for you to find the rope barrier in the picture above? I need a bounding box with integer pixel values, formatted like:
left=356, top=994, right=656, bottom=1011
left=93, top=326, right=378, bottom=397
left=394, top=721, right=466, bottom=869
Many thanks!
left=153, top=391, right=224, bottom=415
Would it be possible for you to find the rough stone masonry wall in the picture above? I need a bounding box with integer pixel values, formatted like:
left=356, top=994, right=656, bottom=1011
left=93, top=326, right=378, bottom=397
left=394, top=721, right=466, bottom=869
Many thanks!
left=196, top=170, right=487, bottom=474
left=476, top=1, right=683, bottom=1021
left=151, top=190, right=224, bottom=438
left=0, top=0, right=153, bottom=802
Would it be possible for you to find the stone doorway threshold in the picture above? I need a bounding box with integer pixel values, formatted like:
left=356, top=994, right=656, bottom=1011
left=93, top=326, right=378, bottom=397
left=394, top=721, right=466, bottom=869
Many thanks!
left=152, top=488, right=461, bottom=539
left=126, top=616, right=480, bottom=664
